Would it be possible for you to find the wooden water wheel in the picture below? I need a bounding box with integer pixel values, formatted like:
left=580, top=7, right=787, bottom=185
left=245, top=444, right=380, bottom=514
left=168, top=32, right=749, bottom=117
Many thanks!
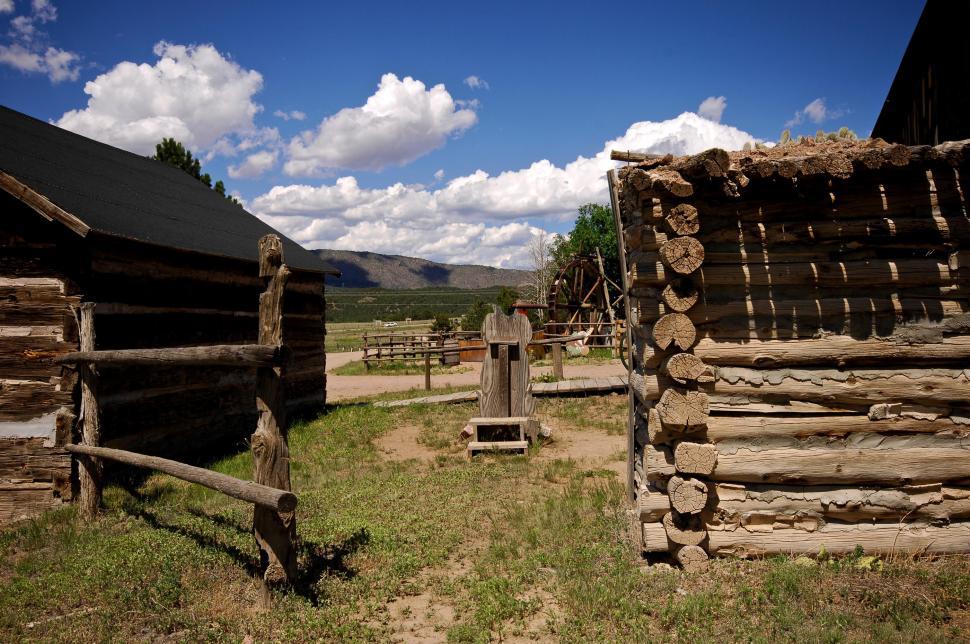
left=546, top=251, right=623, bottom=347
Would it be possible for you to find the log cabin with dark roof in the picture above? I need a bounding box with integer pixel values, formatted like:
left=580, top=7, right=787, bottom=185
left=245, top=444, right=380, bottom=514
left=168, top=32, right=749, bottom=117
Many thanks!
left=0, top=105, right=338, bottom=524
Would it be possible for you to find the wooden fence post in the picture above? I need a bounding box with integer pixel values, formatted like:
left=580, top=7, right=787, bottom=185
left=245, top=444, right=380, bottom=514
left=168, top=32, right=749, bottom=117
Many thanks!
left=252, top=234, right=297, bottom=603
left=78, top=302, right=102, bottom=520
left=551, top=341, right=564, bottom=380
left=424, top=351, right=431, bottom=390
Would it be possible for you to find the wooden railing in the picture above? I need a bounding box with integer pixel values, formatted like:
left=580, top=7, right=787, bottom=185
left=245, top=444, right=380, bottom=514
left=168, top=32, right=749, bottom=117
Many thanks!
left=57, top=234, right=298, bottom=603
left=543, top=319, right=625, bottom=355
left=360, top=332, right=588, bottom=389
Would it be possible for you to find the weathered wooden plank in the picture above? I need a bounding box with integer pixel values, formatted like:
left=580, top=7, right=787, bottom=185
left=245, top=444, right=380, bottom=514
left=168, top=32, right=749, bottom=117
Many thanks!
left=480, top=309, right=534, bottom=418
left=711, top=441, right=970, bottom=485
left=703, top=414, right=968, bottom=441
left=631, top=258, right=965, bottom=289
left=694, top=335, right=970, bottom=368
left=252, top=234, right=297, bottom=593
left=66, top=444, right=296, bottom=512
left=57, top=344, right=280, bottom=367
left=78, top=303, right=102, bottom=520
left=707, top=521, right=970, bottom=556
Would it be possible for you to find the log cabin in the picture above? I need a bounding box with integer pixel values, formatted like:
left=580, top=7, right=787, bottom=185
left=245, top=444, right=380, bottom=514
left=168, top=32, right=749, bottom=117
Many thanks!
left=610, top=138, right=970, bottom=568
left=0, top=105, right=338, bottom=524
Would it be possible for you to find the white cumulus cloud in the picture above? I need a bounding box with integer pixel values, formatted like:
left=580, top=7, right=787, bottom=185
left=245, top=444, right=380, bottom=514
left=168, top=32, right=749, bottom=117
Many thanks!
left=464, top=75, right=489, bottom=90
left=252, top=111, right=759, bottom=267
left=698, top=96, right=727, bottom=123
left=0, top=0, right=80, bottom=82
left=273, top=109, right=306, bottom=121
left=228, top=149, right=279, bottom=179
left=31, top=0, right=55, bottom=21
left=283, top=73, right=478, bottom=176
left=785, top=97, right=845, bottom=128
left=56, top=41, right=264, bottom=155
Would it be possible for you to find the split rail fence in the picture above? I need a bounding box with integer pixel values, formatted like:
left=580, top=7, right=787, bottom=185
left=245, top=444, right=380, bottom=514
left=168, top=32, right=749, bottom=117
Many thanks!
left=362, top=327, right=588, bottom=389
left=56, top=234, right=299, bottom=596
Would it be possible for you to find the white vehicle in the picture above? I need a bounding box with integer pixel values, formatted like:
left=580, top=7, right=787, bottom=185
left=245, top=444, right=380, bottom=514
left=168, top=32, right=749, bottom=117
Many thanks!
left=383, top=321, right=398, bottom=328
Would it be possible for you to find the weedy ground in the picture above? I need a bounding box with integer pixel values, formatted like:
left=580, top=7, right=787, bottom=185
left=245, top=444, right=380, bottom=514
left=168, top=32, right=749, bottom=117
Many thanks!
left=1, top=393, right=968, bottom=642
left=330, top=360, right=471, bottom=377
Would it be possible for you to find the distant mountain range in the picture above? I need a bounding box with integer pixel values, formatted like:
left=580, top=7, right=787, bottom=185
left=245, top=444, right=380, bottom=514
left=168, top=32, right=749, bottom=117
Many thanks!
left=313, top=249, right=530, bottom=289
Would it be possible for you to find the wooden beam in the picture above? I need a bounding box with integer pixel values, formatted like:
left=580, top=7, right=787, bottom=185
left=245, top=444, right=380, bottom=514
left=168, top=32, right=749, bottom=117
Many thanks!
left=707, top=521, right=970, bottom=557
left=78, top=303, right=101, bottom=520
left=65, top=444, right=296, bottom=512
left=0, top=171, right=91, bottom=237
left=693, top=335, right=970, bottom=368
left=252, top=234, right=297, bottom=593
left=56, top=344, right=280, bottom=367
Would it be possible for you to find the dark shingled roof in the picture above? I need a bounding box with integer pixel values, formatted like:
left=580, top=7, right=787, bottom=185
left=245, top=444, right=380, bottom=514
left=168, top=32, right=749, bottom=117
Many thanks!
left=0, top=105, right=337, bottom=275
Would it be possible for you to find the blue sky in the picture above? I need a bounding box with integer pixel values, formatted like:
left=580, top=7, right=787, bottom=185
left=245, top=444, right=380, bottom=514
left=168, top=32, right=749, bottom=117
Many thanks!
left=0, top=0, right=925, bottom=266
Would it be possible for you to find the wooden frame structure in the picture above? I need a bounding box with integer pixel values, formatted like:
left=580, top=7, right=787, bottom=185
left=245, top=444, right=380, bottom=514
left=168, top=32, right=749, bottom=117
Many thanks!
left=0, top=105, right=336, bottom=525
left=58, top=235, right=298, bottom=597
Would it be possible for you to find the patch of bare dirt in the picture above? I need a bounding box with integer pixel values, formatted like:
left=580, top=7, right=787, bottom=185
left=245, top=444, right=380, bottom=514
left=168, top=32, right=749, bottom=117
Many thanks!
left=384, top=592, right=456, bottom=642
left=536, top=423, right=626, bottom=480
left=504, top=587, right=560, bottom=642
left=375, top=425, right=438, bottom=462
left=378, top=557, right=475, bottom=643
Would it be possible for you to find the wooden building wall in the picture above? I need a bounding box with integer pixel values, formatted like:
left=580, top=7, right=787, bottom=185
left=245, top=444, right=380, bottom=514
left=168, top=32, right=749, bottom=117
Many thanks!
left=615, top=140, right=970, bottom=564
left=0, top=194, right=79, bottom=522
left=0, top=193, right=327, bottom=523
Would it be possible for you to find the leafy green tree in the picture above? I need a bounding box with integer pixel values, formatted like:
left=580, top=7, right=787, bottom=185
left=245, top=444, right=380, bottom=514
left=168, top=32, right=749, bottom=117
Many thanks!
left=461, top=300, right=491, bottom=332
left=550, top=203, right=620, bottom=286
left=152, top=138, right=241, bottom=206
left=430, top=314, right=453, bottom=334
left=496, top=286, right=520, bottom=314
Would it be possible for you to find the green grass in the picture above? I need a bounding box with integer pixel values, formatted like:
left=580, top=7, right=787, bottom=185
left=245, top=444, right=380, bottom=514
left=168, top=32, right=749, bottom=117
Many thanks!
left=330, top=359, right=470, bottom=377
left=327, top=287, right=503, bottom=323
left=531, top=347, right=619, bottom=368
left=1, top=397, right=968, bottom=642
left=325, top=320, right=434, bottom=353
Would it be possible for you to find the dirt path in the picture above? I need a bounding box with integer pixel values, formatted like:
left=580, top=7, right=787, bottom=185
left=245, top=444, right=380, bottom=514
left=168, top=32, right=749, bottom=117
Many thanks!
left=370, top=404, right=625, bottom=642
left=326, top=351, right=627, bottom=402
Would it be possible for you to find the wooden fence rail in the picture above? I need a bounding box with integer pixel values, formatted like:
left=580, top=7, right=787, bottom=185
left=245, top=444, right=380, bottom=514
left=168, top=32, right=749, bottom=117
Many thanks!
left=66, top=444, right=297, bottom=512
left=69, top=234, right=298, bottom=604
left=56, top=344, right=281, bottom=367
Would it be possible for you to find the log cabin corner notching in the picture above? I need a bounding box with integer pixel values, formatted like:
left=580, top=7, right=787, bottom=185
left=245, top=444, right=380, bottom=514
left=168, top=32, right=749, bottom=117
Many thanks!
left=611, top=140, right=970, bottom=567
left=0, top=105, right=339, bottom=524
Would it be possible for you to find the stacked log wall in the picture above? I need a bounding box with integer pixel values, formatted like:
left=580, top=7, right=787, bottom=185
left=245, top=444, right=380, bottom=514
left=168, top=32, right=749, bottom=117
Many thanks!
left=0, top=196, right=80, bottom=522
left=84, top=236, right=326, bottom=462
left=616, top=140, right=970, bottom=562
left=1, top=193, right=327, bottom=524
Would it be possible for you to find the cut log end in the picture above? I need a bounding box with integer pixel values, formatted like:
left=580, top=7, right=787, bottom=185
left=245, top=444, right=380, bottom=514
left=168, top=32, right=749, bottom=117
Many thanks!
left=665, top=204, right=700, bottom=236
left=663, top=511, right=707, bottom=546
left=674, top=545, right=710, bottom=572
left=667, top=475, right=709, bottom=514
left=656, top=389, right=710, bottom=431
left=661, top=280, right=699, bottom=313
left=647, top=407, right=665, bottom=444
left=674, top=441, right=718, bottom=476
left=664, top=353, right=710, bottom=384
left=659, top=237, right=705, bottom=275
left=653, top=313, right=697, bottom=351
left=651, top=169, right=694, bottom=198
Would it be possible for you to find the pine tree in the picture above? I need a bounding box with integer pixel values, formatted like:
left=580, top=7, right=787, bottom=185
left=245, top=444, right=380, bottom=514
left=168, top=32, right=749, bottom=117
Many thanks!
left=151, top=138, right=240, bottom=206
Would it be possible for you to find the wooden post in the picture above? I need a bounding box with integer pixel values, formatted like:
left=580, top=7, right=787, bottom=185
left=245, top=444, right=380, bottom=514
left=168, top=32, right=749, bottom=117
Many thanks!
left=252, top=234, right=297, bottom=602
left=551, top=341, right=564, bottom=380
left=424, top=351, right=431, bottom=390
left=78, top=302, right=102, bottom=520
